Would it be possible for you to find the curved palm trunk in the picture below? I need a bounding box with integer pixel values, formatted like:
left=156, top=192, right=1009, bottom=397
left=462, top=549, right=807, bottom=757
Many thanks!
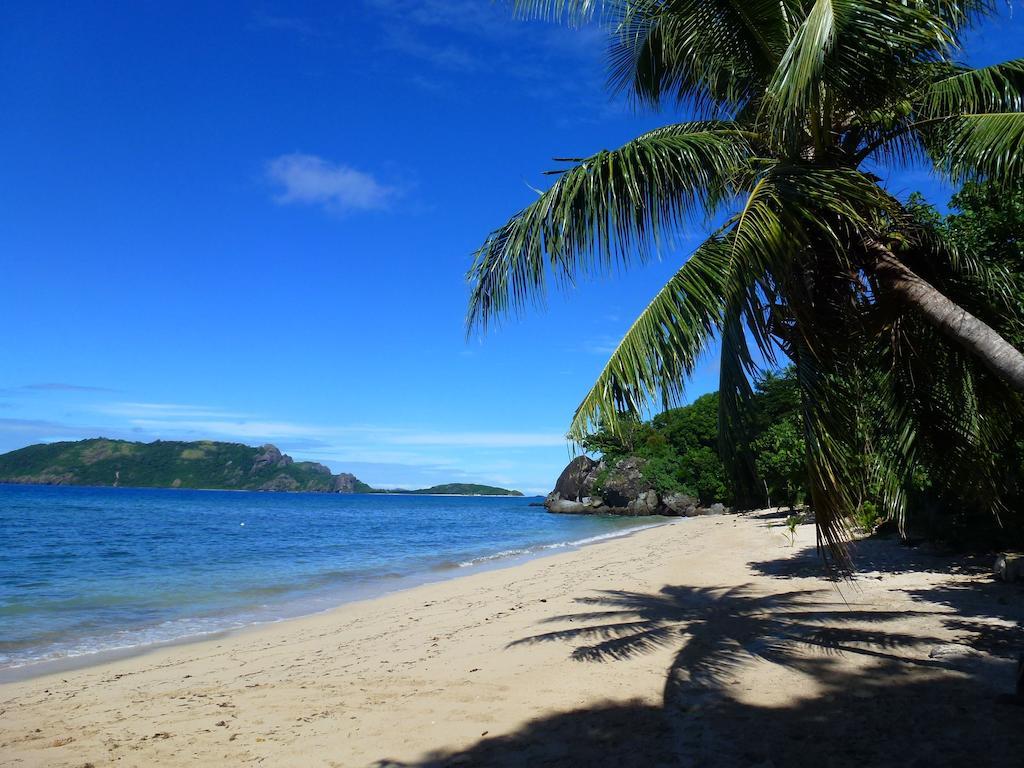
left=869, top=243, right=1024, bottom=393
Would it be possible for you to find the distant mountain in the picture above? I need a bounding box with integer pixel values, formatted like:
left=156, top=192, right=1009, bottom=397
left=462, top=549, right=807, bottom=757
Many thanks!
left=0, top=438, right=523, bottom=496
left=372, top=483, right=523, bottom=497
left=0, top=438, right=372, bottom=493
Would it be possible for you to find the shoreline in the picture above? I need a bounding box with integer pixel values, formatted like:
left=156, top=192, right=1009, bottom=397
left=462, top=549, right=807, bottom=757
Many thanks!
left=0, top=481, right=537, bottom=498
left=0, top=515, right=675, bottom=684
left=3, top=511, right=1021, bottom=767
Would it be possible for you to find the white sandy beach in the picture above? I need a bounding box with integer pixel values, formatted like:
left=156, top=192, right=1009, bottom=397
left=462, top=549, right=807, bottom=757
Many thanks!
left=2, top=510, right=1022, bottom=768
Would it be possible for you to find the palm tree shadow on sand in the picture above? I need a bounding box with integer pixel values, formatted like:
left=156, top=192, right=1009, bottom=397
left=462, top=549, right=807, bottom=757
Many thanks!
left=376, top=581, right=1024, bottom=768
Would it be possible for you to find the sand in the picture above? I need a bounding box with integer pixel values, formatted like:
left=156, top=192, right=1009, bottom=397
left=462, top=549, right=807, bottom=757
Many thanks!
left=2, top=510, right=1022, bottom=768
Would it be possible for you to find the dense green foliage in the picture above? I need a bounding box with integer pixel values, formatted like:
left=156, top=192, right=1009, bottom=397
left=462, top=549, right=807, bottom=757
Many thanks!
left=581, top=369, right=805, bottom=507
left=468, top=1, right=1024, bottom=559
left=0, top=438, right=354, bottom=492
left=577, top=179, right=1024, bottom=545
left=372, top=483, right=524, bottom=496
left=902, top=180, right=1024, bottom=545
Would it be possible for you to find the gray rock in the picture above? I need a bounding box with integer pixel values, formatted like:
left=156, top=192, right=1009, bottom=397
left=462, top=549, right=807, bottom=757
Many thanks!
left=544, top=492, right=590, bottom=514
left=663, top=492, right=700, bottom=517
left=600, top=456, right=651, bottom=508
left=251, top=444, right=293, bottom=473
left=995, top=553, right=1024, bottom=583
left=551, top=456, right=597, bottom=501
left=627, top=489, right=661, bottom=516
left=927, top=643, right=986, bottom=671
left=333, top=472, right=361, bottom=493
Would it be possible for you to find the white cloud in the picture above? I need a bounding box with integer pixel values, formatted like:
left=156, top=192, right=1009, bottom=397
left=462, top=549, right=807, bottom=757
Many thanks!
left=96, top=402, right=250, bottom=419
left=93, top=402, right=567, bottom=451
left=266, top=153, right=397, bottom=213
left=385, top=431, right=567, bottom=448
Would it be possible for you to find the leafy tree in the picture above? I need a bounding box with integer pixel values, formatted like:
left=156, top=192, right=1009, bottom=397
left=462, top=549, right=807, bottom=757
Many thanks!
left=753, top=417, right=806, bottom=509
left=467, top=1, right=1024, bottom=561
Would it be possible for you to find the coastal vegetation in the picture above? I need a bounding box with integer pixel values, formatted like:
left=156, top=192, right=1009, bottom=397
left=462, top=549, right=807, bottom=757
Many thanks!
left=468, top=0, right=1024, bottom=559
left=0, top=439, right=523, bottom=496
left=547, top=176, right=1024, bottom=546
left=579, top=367, right=802, bottom=508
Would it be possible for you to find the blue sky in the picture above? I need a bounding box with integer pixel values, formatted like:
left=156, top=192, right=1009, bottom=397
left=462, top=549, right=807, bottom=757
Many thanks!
left=2, top=1, right=1022, bottom=494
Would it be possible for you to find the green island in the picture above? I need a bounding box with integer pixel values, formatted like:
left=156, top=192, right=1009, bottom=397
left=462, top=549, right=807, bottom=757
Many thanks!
left=371, top=483, right=523, bottom=497
left=0, top=438, right=521, bottom=496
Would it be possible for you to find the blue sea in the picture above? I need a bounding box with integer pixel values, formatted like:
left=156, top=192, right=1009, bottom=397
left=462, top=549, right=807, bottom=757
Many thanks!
left=0, top=484, right=659, bottom=675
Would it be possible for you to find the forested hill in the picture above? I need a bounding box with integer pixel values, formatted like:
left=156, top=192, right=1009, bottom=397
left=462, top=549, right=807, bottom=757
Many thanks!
left=372, top=483, right=524, bottom=496
left=0, top=438, right=373, bottom=493
left=0, top=439, right=525, bottom=496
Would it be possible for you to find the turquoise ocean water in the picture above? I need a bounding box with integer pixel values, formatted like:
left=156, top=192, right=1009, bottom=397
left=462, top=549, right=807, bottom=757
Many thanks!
left=0, top=484, right=659, bottom=674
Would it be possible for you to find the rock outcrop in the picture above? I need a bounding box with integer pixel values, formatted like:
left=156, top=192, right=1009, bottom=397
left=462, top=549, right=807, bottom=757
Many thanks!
left=251, top=444, right=293, bottom=473
left=552, top=456, right=598, bottom=501
left=333, top=472, right=361, bottom=493
left=259, top=474, right=299, bottom=492
left=544, top=456, right=730, bottom=518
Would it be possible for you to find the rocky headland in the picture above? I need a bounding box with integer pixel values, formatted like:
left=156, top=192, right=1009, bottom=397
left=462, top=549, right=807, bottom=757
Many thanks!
left=544, top=455, right=729, bottom=517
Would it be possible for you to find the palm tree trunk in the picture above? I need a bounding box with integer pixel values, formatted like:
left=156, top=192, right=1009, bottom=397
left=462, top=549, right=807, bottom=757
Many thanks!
left=869, top=243, right=1024, bottom=393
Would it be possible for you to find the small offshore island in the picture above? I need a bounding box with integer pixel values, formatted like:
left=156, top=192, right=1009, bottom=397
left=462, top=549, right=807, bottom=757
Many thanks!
left=0, top=438, right=523, bottom=496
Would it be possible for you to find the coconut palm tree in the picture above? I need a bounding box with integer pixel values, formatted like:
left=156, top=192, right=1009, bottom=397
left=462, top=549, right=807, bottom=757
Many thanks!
left=466, top=0, right=1024, bottom=559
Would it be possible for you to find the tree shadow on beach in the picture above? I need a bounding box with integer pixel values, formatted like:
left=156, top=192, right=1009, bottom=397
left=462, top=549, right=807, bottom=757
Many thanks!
left=747, top=535, right=993, bottom=580
left=375, top=582, right=1024, bottom=768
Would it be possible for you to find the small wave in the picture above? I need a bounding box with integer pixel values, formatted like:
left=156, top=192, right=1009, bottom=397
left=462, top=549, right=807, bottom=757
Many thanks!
left=0, top=615, right=246, bottom=670
left=456, top=522, right=666, bottom=568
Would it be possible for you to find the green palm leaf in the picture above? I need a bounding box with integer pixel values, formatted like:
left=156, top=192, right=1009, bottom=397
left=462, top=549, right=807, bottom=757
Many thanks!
left=471, top=0, right=1024, bottom=564
left=918, top=59, right=1024, bottom=117
left=567, top=236, right=735, bottom=438
left=940, top=112, right=1024, bottom=186
left=466, top=123, right=753, bottom=331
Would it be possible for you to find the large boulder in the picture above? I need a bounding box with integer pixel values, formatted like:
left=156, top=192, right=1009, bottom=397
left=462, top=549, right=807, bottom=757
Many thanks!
left=600, top=456, right=651, bottom=508
left=544, top=493, right=591, bottom=514
left=663, top=492, right=700, bottom=517
left=552, top=456, right=598, bottom=501
left=627, top=489, right=661, bottom=516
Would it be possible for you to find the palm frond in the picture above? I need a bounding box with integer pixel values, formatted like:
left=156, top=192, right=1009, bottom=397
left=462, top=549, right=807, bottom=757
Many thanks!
left=938, top=112, right=1024, bottom=186
left=508, top=0, right=619, bottom=24
left=793, top=346, right=856, bottom=566
left=607, top=0, right=792, bottom=109
left=466, top=123, right=753, bottom=332
left=764, top=0, right=954, bottom=140
left=917, top=59, right=1024, bottom=117
left=567, top=236, right=736, bottom=438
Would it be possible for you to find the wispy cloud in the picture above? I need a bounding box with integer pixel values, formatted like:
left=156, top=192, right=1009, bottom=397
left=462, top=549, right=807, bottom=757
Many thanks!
left=0, top=398, right=565, bottom=492
left=383, top=431, right=566, bottom=448
left=249, top=10, right=321, bottom=38
left=96, top=402, right=250, bottom=420
left=0, top=382, right=116, bottom=395
left=89, top=401, right=567, bottom=451
left=583, top=334, right=621, bottom=356
left=266, top=153, right=398, bottom=214
left=384, top=29, right=478, bottom=71
left=363, top=0, right=608, bottom=110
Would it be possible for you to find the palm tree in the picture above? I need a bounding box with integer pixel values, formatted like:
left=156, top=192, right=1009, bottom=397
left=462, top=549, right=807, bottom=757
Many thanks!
left=466, top=1, right=1024, bottom=559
